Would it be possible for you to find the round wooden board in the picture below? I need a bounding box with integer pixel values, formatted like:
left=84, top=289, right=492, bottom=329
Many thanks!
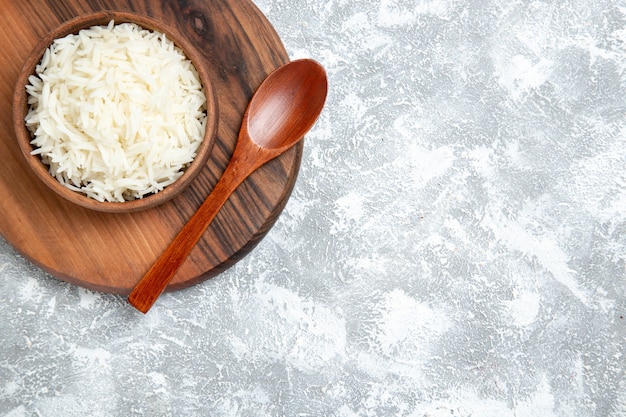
left=0, top=0, right=301, bottom=294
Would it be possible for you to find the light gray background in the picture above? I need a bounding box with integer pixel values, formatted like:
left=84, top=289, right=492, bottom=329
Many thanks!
left=2, top=0, right=625, bottom=416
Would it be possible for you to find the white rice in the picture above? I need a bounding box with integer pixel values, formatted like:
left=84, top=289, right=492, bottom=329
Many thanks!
left=24, top=20, right=207, bottom=203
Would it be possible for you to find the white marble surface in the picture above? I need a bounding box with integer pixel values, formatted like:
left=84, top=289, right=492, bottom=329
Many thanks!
left=2, top=0, right=626, bottom=416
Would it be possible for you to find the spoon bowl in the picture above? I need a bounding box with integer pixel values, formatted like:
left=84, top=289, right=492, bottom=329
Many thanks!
left=128, top=59, right=328, bottom=313
left=247, top=59, right=328, bottom=149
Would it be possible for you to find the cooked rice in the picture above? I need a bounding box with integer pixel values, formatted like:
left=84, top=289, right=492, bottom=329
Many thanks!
left=24, top=20, right=207, bottom=203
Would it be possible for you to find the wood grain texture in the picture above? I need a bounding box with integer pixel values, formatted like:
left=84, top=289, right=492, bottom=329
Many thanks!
left=0, top=0, right=301, bottom=294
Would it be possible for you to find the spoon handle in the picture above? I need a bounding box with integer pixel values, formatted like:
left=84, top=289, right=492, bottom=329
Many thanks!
left=128, top=166, right=243, bottom=313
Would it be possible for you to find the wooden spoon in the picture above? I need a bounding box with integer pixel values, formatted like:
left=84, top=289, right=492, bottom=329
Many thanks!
left=128, top=59, right=328, bottom=313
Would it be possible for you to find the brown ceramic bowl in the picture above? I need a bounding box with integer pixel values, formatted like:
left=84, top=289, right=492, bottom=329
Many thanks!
left=12, top=11, right=218, bottom=213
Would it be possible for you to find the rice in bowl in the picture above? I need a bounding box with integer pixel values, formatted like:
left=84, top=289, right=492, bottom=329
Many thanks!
left=24, top=20, right=208, bottom=203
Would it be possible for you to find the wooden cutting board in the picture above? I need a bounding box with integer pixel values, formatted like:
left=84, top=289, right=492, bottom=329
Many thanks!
left=0, top=0, right=301, bottom=294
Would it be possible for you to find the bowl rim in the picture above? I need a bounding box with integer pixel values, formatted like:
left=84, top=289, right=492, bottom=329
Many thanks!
left=12, top=10, right=219, bottom=213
